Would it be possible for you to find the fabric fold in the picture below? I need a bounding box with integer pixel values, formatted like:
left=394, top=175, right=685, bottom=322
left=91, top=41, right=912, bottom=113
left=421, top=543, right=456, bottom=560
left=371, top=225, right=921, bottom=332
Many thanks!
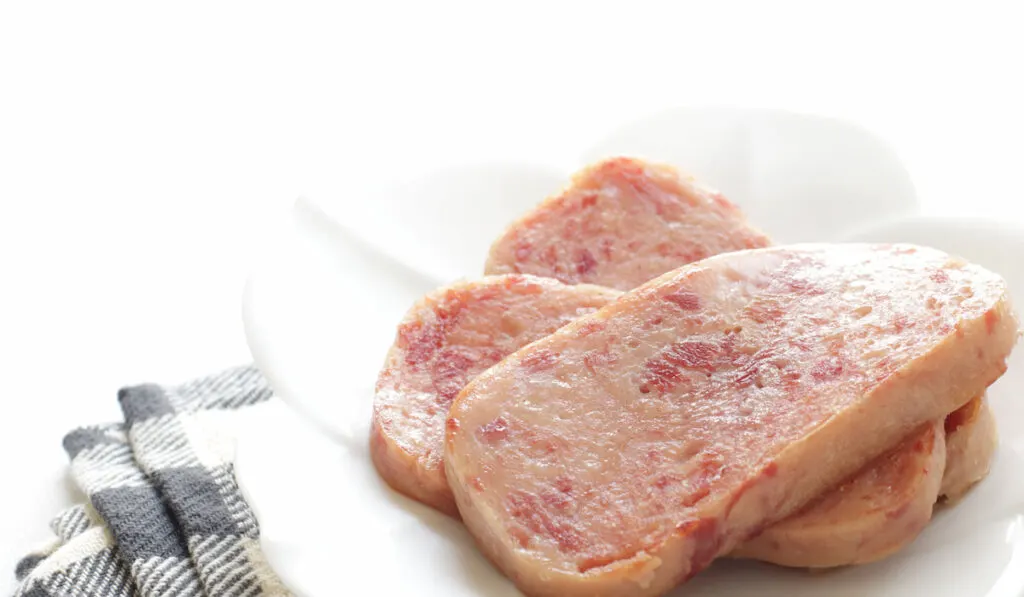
left=14, top=366, right=289, bottom=597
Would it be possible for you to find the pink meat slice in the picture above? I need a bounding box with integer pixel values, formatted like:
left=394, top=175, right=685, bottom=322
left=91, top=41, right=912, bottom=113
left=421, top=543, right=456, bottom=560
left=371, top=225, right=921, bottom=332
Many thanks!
left=483, top=155, right=988, bottom=568
left=733, top=393, right=993, bottom=568
left=484, top=157, right=771, bottom=290
left=732, top=419, right=946, bottom=567
left=445, top=244, right=1017, bottom=597
left=371, top=274, right=621, bottom=516
left=941, top=394, right=998, bottom=501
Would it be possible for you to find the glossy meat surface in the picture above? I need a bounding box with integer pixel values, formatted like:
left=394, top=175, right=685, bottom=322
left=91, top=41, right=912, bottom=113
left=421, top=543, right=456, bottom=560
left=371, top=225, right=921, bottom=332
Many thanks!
left=485, top=157, right=771, bottom=290
left=446, top=244, right=1017, bottom=597
left=732, top=420, right=945, bottom=567
left=735, top=393, right=990, bottom=567
left=372, top=274, right=620, bottom=515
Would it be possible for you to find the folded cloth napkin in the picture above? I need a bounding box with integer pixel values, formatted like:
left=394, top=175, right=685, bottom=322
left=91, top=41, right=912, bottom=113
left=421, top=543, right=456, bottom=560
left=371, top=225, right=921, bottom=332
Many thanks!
left=13, top=366, right=290, bottom=597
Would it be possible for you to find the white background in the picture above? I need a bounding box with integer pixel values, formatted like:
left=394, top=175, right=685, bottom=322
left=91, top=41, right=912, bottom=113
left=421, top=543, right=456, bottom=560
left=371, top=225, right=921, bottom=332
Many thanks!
left=1, top=1, right=1022, bottom=591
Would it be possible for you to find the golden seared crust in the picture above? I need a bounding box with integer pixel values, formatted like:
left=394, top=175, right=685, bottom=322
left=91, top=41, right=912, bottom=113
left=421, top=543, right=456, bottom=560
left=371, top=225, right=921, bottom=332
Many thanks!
left=732, top=393, right=992, bottom=567
left=731, top=420, right=945, bottom=568
left=941, top=395, right=998, bottom=502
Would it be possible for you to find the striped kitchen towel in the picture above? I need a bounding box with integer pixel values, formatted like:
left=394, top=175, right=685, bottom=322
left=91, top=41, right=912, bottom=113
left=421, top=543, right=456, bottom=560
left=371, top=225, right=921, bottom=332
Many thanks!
left=13, top=366, right=291, bottom=597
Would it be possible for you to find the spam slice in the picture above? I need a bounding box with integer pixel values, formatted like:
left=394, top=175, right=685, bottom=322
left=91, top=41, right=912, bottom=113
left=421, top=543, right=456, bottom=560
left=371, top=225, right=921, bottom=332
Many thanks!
left=446, top=244, right=1017, bottom=597
left=941, top=395, right=998, bottom=501
left=734, top=394, right=990, bottom=568
left=371, top=274, right=620, bottom=516
left=484, top=157, right=771, bottom=290
left=732, top=420, right=945, bottom=567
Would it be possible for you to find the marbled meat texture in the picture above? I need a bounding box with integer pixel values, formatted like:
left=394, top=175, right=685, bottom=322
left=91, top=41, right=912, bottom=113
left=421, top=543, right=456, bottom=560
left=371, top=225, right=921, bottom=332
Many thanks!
left=445, top=244, right=1017, bottom=597
left=485, top=157, right=771, bottom=290
left=732, top=419, right=945, bottom=567
left=372, top=274, right=621, bottom=516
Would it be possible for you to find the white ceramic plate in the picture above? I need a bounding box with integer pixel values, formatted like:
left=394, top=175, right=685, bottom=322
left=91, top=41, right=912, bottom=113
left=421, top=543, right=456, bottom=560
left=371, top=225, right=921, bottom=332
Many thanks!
left=236, top=108, right=1024, bottom=596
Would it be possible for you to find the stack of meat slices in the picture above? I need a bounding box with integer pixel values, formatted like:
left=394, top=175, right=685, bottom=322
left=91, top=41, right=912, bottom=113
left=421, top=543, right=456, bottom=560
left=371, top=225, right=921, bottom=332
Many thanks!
left=371, top=157, right=1017, bottom=597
